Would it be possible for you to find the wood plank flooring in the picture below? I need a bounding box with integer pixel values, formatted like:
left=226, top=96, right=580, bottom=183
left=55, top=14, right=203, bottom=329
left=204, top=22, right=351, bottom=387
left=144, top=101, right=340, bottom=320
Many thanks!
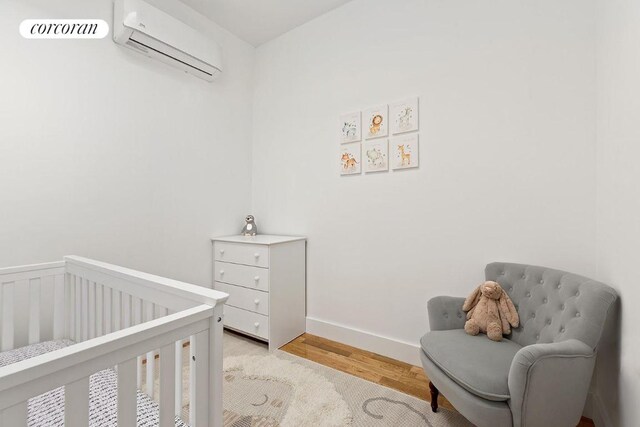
left=281, top=333, right=595, bottom=427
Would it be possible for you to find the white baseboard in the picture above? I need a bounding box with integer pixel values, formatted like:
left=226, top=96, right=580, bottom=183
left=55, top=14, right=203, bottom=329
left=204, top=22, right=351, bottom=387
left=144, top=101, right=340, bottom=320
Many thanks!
left=590, top=391, right=614, bottom=427
left=305, top=317, right=422, bottom=366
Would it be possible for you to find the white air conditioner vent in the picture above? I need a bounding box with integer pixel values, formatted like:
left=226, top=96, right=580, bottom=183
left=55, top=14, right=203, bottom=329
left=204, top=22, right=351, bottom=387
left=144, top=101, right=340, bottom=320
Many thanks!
left=113, top=0, right=222, bottom=81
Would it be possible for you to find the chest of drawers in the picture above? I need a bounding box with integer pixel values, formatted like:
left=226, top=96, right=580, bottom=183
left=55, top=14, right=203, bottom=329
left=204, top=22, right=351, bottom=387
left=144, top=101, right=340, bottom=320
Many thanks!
left=211, top=235, right=306, bottom=350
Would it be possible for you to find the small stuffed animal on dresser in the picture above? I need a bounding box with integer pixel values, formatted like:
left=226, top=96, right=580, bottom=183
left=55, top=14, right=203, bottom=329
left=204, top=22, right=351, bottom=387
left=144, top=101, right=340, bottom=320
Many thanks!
left=241, top=215, right=258, bottom=236
left=462, top=281, right=520, bottom=341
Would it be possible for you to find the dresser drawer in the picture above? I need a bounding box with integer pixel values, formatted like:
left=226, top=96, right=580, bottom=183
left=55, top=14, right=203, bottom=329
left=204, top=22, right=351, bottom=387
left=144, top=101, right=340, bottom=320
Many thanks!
left=215, top=282, right=269, bottom=316
left=223, top=305, right=269, bottom=340
left=214, top=261, right=269, bottom=292
left=214, top=242, right=269, bottom=268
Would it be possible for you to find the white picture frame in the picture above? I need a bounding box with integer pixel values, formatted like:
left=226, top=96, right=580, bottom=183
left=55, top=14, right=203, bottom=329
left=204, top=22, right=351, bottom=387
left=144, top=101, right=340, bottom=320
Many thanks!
left=392, top=134, right=419, bottom=170
left=340, top=111, right=361, bottom=143
left=390, top=97, right=419, bottom=134
left=363, top=139, right=389, bottom=173
left=363, top=105, right=389, bottom=139
left=340, top=142, right=361, bottom=175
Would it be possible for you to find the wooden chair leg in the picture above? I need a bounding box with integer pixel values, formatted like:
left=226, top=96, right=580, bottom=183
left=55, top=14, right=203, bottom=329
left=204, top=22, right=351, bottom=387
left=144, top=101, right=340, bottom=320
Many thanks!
left=429, top=381, right=439, bottom=412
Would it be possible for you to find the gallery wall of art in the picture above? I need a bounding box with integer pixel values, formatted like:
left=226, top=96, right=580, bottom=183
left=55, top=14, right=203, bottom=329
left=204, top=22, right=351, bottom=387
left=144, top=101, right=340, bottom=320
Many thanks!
left=339, top=97, right=419, bottom=175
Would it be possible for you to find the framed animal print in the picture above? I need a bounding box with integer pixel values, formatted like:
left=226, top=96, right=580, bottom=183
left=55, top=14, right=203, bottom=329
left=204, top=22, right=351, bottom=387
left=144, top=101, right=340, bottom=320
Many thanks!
left=392, top=134, right=419, bottom=170
left=363, top=139, right=388, bottom=173
left=390, top=97, right=419, bottom=134
left=340, top=142, right=361, bottom=175
left=363, top=105, right=388, bottom=139
left=340, top=112, right=361, bottom=143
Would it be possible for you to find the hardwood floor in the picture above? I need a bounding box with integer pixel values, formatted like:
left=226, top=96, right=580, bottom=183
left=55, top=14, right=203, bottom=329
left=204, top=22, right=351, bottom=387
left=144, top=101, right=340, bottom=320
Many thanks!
left=281, top=333, right=595, bottom=427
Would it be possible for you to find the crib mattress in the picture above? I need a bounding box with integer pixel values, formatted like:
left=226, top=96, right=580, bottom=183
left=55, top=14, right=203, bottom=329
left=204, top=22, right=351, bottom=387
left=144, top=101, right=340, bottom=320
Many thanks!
left=0, top=340, right=189, bottom=427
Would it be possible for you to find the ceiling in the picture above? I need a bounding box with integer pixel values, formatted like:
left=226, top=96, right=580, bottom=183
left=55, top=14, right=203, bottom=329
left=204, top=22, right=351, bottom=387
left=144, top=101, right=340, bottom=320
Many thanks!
left=179, top=0, right=354, bottom=46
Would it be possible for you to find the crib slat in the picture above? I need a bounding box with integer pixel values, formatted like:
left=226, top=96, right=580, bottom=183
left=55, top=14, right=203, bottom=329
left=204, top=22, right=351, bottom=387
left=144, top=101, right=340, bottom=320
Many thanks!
left=175, top=340, right=183, bottom=417
left=65, top=376, right=90, bottom=427
left=210, top=307, right=224, bottom=427
left=96, top=283, right=103, bottom=337
left=137, top=355, right=143, bottom=389
left=1, top=401, right=27, bottom=426
left=113, top=289, right=121, bottom=331
left=66, top=274, right=74, bottom=340
left=104, top=286, right=112, bottom=334
left=123, top=293, right=131, bottom=328
left=28, top=278, right=41, bottom=344
left=39, top=275, right=55, bottom=341
left=193, top=330, right=210, bottom=427
left=189, top=335, right=195, bottom=424
left=74, top=276, right=82, bottom=342
left=13, top=280, right=29, bottom=349
left=155, top=304, right=168, bottom=319
left=146, top=349, right=155, bottom=398
left=81, top=278, right=88, bottom=341
left=134, top=297, right=144, bottom=387
left=133, top=297, right=142, bottom=325
left=160, top=343, right=176, bottom=427
left=53, top=274, right=65, bottom=339
left=88, top=281, right=96, bottom=339
left=0, top=283, right=13, bottom=351
left=39, top=276, right=55, bottom=341
left=118, top=358, right=137, bottom=427
left=145, top=301, right=155, bottom=398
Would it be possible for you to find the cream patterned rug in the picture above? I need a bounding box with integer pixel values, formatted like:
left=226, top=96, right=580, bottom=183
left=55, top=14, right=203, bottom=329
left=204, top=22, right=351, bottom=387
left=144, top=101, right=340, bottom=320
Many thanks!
left=147, top=332, right=473, bottom=427
left=220, top=333, right=472, bottom=427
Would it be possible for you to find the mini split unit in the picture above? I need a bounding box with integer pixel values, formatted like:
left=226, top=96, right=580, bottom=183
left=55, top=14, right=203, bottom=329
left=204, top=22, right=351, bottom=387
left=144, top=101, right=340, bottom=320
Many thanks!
left=113, top=0, right=222, bottom=81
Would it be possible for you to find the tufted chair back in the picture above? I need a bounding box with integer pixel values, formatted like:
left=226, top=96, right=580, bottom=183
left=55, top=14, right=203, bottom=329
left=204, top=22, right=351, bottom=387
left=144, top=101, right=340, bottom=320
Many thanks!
left=485, top=262, right=617, bottom=349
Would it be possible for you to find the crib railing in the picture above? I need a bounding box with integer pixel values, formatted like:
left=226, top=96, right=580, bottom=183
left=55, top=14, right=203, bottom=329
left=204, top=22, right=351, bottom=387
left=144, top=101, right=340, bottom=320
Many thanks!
left=0, top=256, right=228, bottom=427
left=0, top=261, right=66, bottom=350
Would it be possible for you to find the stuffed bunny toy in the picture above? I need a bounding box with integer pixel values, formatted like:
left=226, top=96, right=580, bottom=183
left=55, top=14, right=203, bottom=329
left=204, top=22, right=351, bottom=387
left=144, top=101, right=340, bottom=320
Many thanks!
left=462, top=281, right=520, bottom=341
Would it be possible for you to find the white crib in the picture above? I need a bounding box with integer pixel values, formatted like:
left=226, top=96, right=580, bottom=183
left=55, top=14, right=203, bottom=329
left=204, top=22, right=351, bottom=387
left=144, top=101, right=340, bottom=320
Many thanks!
left=0, top=256, right=228, bottom=427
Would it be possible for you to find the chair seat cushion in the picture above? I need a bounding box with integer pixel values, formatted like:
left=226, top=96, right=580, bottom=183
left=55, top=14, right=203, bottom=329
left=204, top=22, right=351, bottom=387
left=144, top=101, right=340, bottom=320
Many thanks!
left=420, top=329, right=522, bottom=401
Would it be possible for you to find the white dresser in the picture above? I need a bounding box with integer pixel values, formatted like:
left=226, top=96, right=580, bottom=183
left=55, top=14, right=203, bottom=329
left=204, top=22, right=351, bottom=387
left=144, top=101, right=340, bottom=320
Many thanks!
left=211, top=235, right=306, bottom=350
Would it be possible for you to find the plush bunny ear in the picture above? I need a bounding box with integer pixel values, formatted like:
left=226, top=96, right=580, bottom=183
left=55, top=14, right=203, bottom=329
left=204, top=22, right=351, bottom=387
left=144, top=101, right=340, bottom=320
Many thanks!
left=498, top=289, right=520, bottom=328
left=463, top=285, right=482, bottom=312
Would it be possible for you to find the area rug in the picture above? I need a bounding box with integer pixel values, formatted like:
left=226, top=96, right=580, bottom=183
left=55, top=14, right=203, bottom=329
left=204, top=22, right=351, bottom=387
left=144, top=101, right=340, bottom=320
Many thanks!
left=148, top=332, right=473, bottom=427
left=223, top=354, right=352, bottom=426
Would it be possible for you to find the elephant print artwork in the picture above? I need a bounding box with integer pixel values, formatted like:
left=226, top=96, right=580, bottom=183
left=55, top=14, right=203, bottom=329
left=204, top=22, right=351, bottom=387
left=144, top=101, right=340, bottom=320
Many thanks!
left=364, top=139, right=388, bottom=173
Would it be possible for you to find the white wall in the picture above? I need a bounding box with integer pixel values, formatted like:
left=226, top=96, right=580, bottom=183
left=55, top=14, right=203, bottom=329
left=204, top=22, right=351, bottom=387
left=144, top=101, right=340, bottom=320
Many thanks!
left=0, top=0, right=255, bottom=286
left=252, top=0, right=598, bottom=364
left=594, top=0, right=640, bottom=425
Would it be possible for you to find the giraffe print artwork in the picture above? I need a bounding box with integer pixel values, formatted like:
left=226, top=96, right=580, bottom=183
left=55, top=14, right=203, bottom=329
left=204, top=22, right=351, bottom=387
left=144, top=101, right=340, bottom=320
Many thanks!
left=392, top=134, right=419, bottom=170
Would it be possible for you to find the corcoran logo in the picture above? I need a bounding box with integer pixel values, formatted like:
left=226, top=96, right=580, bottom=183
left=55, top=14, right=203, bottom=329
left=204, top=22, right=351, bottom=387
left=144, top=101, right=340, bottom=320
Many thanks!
left=20, top=19, right=109, bottom=39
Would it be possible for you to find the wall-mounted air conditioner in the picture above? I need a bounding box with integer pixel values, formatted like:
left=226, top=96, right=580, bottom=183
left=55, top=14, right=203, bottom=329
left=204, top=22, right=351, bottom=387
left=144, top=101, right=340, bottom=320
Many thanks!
left=113, top=0, right=222, bottom=81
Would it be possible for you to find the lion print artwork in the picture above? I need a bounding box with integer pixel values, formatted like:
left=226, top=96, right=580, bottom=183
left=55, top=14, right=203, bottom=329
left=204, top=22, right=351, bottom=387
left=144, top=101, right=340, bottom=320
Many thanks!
left=369, top=114, right=383, bottom=136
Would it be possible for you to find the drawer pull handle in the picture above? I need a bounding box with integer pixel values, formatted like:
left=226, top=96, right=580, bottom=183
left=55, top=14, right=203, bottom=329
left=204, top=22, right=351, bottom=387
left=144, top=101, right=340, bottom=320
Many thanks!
left=254, top=322, right=260, bottom=328
left=220, top=270, right=225, bottom=276
left=254, top=299, right=260, bottom=305
left=219, top=249, right=225, bottom=255
left=254, top=253, right=260, bottom=259
left=254, top=276, right=260, bottom=282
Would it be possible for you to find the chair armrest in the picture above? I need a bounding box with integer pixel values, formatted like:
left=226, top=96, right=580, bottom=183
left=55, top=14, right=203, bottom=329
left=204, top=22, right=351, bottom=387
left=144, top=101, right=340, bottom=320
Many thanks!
left=427, top=296, right=466, bottom=331
left=508, top=339, right=596, bottom=427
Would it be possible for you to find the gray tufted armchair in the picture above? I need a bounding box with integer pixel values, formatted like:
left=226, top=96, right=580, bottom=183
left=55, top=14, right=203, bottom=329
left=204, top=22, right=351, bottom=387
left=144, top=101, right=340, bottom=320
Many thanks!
left=420, top=263, right=617, bottom=427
